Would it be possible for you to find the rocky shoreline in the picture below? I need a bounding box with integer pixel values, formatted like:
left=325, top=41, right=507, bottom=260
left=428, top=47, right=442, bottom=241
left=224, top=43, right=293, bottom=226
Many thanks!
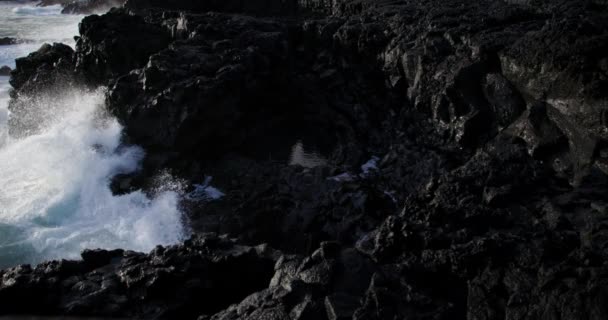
left=2, top=0, right=608, bottom=319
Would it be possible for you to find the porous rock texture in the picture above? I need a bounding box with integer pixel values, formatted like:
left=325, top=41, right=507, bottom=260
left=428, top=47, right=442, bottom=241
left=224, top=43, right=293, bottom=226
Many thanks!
left=2, top=0, right=608, bottom=319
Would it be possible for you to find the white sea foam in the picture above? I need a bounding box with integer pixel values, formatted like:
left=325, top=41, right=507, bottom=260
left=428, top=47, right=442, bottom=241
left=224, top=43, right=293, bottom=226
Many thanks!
left=12, top=5, right=63, bottom=16
left=0, top=77, right=9, bottom=147
left=186, top=176, right=225, bottom=201
left=0, top=2, right=187, bottom=268
left=0, top=88, right=188, bottom=268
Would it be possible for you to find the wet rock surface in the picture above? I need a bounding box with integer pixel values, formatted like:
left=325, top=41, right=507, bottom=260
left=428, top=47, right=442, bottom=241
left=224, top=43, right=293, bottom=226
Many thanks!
left=7, top=42, right=80, bottom=137
left=3, top=0, right=608, bottom=319
left=0, top=37, right=19, bottom=46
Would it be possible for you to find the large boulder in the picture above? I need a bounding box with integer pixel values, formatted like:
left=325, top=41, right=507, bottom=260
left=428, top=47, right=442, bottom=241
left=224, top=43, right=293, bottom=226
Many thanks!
left=8, top=43, right=78, bottom=137
left=9, top=43, right=75, bottom=92
left=0, top=37, right=19, bottom=46
left=0, top=66, right=11, bottom=76
left=74, top=9, right=171, bottom=85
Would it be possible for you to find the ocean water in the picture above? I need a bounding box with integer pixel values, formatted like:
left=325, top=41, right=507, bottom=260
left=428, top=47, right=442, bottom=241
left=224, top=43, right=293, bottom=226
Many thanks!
left=0, top=1, right=188, bottom=268
left=0, top=2, right=81, bottom=68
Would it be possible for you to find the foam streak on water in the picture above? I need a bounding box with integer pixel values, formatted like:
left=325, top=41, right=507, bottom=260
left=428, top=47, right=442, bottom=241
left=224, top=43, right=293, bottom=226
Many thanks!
left=12, top=4, right=64, bottom=16
left=0, top=2, right=187, bottom=268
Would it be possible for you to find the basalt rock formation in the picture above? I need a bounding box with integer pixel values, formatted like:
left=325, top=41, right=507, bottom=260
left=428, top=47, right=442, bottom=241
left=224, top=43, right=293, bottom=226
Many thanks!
left=2, top=0, right=608, bottom=319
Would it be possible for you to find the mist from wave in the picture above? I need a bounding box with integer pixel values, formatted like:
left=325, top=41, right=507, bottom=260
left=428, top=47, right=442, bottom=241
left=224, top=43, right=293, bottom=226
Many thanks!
left=0, top=1, right=188, bottom=268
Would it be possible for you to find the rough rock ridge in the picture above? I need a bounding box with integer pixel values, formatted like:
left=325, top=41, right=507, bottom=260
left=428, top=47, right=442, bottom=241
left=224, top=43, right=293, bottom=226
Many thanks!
left=2, top=0, right=608, bottom=319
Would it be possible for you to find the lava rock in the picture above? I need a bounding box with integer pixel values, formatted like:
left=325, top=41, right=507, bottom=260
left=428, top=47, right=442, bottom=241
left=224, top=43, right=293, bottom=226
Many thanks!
left=9, top=42, right=75, bottom=92
left=124, top=0, right=300, bottom=16
left=0, top=65, right=11, bottom=76
left=4, top=0, right=608, bottom=319
left=0, top=37, right=18, bottom=46
left=74, top=9, right=171, bottom=85
left=0, top=234, right=280, bottom=319
left=7, top=43, right=78, bottom=138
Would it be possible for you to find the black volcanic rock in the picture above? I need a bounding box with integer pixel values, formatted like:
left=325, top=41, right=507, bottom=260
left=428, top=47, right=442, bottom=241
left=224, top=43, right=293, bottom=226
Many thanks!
left=8, top=43, right=78, bottom=137
left=107, top=13, right=292, bottom=153
left=0, top=65, right=11, bottom=76
left=74, top=9, right=171, bottom=85
left=0, top=234, right=280, bottom=318
left=9, top=43, right=75, bottom=92
left=124, top=0, right=299, bottom=16
left=0, top=37, right=19, bottom=46
left=4, top=0, right=608, bottom=319
left=105, top=12, right=377, bottom=166
left=500, top=5, right=608, bottom=183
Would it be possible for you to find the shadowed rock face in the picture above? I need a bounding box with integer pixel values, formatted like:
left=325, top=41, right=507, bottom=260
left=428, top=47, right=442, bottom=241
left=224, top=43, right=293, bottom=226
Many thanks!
left=3, top=0, right=608, bottom=319
left=75, top=10, right=171, bottom=85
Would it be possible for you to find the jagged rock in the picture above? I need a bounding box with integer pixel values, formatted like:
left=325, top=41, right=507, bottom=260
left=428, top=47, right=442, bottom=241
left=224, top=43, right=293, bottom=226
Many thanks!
left=9, top=43, right=75, bottom=92
left=0, top=234, right=280, bottom=318
left=4, top=0, right=608, bottom=319
left=8, top=43, right=78, bottom=137
left=74, top=9, right=171, bottom=85
left=126, top=0, right=296, bottom=15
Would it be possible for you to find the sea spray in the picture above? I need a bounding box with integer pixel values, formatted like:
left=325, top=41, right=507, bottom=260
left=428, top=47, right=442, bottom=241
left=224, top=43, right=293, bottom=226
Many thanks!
left=0, top=87, right=187, bottom=268
left=0, top=77, right=9, bottom=147
left=11, top=5, right=64, bottom=17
